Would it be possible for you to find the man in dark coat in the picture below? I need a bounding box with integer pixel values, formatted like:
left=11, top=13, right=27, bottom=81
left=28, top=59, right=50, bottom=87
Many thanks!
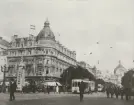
left=120, top=87, right=124, bottom=99
left=106, top=86, right=110, bottom=98
left=79, top=81, right=85, bottom=102
left=9, top=80, right=17, bottom=101
left=47, top=86, right=50, bottom=94
left=124, top=87, right=131, bottom=101
left=88, top=86, right=92, bottom=94
left=114, top=86, right=120, bottom=99
left=109, top=86, right=114, bottom=98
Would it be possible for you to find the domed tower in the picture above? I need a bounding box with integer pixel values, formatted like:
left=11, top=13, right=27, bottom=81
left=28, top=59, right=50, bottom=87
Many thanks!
left=114, top=60, right=127, bottom=86
left=114, top=60, right=127, bottom=75
left=36, top=19, right=55, bottom=42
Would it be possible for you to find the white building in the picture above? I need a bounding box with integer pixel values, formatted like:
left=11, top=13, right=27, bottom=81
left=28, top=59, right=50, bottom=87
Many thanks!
left=114, top=61, right=127, bottom=86
left=6, top=20, right=77, bottom=82
left=0, top=37, right=9, bottom=80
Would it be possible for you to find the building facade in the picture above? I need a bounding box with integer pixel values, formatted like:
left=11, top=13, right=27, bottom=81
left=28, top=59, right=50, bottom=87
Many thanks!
left=6, top=20, right=77, bottom=82
left=0, top=37, right=9, bottom=80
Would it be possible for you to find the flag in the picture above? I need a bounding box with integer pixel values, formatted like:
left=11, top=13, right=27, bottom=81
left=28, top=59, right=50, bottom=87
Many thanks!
left=97, top=42, right=99, bottom=44
left=30, top=25, right=35, bottom=30
left=90, top=52, right=92, bottom=54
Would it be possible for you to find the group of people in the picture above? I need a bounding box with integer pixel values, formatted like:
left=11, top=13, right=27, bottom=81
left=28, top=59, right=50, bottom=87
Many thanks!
left=7, top=79, right=134, bottom=103
left=105, top=85, right=133, bottom=101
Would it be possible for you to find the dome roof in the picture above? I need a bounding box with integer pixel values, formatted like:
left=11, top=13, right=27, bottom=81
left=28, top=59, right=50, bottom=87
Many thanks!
left=114, top=61, right=127, bottom=74
left=36, top=20, right=55, bottom=41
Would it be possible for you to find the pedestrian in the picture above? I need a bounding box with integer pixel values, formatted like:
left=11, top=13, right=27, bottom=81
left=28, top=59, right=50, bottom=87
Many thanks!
left=32, top=81, right=36, bottom=93
left=56, top=85, right=59, bottom=93
left=109, top=86, right=114, bottom=98
left=47, top=86, right=50, bottom=94
left=79, top=81, right=85, bottom=102
left=53, top=86, right=56, bottom=94
left=9, top=79, right=17, bottom=101
left=120, top=87, right=124, bottom=100
left=114, top=86, right=119, bottom=99
left=63, top=85, right=66, bottom=94
left=106, top=86, right=110, bottom=98
left=59, top=86, right=61, bottom=94
left=88, top=86, right=91, bottom=94
left=125, top=88, right=131, bottom=101
left=43, top=85, right=46, bottom=94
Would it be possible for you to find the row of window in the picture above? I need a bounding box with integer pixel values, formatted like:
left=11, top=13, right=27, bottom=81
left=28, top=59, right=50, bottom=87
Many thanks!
left=11, top=40, right=76, bottom=59
left=8, top=50, right=76, bottom=65
left=8, top=48, right=75, bottom=59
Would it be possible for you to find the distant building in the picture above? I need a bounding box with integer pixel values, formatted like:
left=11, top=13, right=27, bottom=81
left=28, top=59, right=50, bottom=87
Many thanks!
left=95, top=69, right=103, bottom=79
left=103, top=70, right=111, bottom=82
left=6, top=20, right=77, bottom=83
left=114, top=61, right=127, bottom=86
left=77, top=61, right=96, bottom=76
left=0, top=37, right=9, bottom=80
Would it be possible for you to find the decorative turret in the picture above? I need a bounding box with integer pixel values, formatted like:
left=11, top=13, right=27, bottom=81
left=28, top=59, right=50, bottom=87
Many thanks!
left=44, top=19, right=50, bottom=27
left=36, top=19, right=55, bottom=41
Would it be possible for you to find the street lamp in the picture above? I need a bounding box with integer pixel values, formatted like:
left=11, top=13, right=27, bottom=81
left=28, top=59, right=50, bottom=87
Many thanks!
left=65, top=70, right=68, bottom=92
left=1, top=64, right=11, bottom=93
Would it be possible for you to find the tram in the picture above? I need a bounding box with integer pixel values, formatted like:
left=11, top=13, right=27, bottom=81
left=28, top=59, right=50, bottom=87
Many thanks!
left=71, top=79, right=95, bottom=93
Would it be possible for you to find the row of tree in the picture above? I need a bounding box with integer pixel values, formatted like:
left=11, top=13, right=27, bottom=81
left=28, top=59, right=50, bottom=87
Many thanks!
left=60, top=66, right=95, bottom=85
left=60, top=66, right=105, bottom=88
left=121, top=68, right=134, bottom=89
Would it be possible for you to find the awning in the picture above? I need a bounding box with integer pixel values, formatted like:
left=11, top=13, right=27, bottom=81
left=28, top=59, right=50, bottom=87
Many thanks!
left=43, top=82, right=62, bottom=86
left=0, top=82, right=9, bottom=86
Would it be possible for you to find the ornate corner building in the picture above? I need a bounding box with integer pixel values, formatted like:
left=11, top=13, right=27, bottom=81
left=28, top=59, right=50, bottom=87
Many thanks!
left=6, top=20, right=77, bottom=82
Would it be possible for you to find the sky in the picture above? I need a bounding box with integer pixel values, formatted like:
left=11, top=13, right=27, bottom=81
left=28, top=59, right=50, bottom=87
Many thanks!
left=0, top=0, right=134, bottom=74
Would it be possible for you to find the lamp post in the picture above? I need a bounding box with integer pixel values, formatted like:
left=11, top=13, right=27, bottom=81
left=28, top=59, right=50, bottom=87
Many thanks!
left=65, top=70, right=68, bottom=92
left=46, top=66, right=49, bottom=80
left=1, top=64, right=10, bottom=93
left=45, top=60, right=49, bottom=80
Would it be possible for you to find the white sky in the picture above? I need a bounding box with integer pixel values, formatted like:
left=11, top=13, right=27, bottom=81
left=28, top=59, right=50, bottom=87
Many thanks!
left=0, top=0, right=134, bottom=73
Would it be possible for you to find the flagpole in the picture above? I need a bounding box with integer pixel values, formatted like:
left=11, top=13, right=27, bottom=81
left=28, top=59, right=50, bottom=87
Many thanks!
left=29, top=25, right=36, bottom=36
